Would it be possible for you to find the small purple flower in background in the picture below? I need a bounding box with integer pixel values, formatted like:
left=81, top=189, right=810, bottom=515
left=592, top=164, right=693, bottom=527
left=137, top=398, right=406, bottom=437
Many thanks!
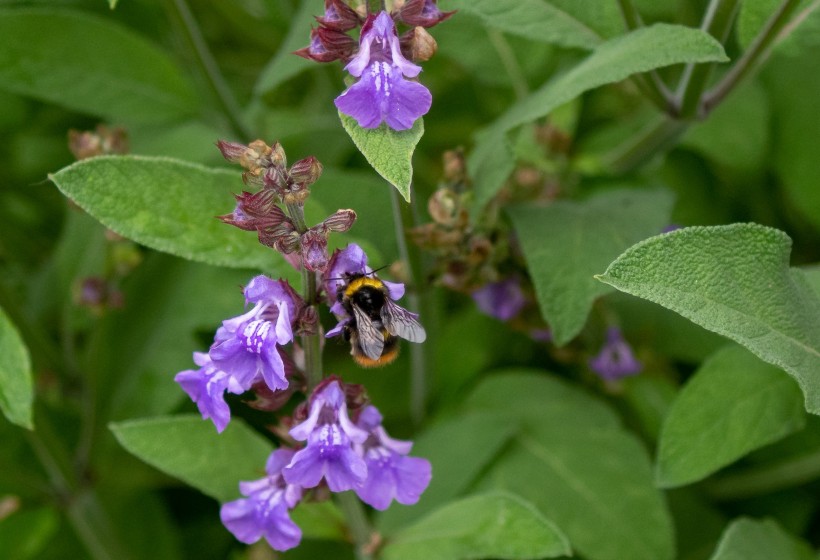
left=210, top=276, right=302, bottom=393
left=221, top=449, right=303, bottom=552
left=174, top=352, right=234, bottom=433
left=471, top=277, right=526, bottom=321
left=283, top=380, right=369, bottom=492
left=589, top=327, right=642, bottom=381
left=353, top=405, right=431, bottom=510
left=335, top=11, right=432, bottom=130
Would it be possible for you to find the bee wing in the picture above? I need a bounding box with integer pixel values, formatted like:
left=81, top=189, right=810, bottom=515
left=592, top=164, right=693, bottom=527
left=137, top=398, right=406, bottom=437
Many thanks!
left=381, top=298, right=426, bottom=343
left=352, top=304, right=385, bottom=360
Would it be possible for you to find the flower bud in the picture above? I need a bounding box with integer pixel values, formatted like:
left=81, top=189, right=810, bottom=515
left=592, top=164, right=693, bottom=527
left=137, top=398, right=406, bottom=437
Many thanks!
left=316, top=0, right=361, bottom=31
left=299, top=305, right=320, bottom=336
left=323, top=209, right=357, bottom=232
left=270, top=142, right=287, bottom=168
left=401, top=27, right=437, bottom=62
left=239, top=139, right=273, bottom=173
left=428, top=188, right=458, bottom=225
left=289, top=156, right=323, bottom=187
left=294, top=28, right=337, bottom=63
left=69, top=125, right=128, bottom=160
left=216, top=139, right=246, bottom=163
left=397, top=0, right=454, bottom=28
left=263, top=165, right=288, bottom=193
left=300, top=228, right=329, bottom=272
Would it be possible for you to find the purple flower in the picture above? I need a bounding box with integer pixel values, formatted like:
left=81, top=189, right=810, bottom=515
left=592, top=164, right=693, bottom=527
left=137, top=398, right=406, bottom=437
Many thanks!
left=589, top=327, right=642, bottom=381
left=221, top=449, right=303, bottom=552
left=174, top=352, right=235, bottom=433
left=353, top=406, right=432, bottom=510
left=209, top=276, right=301, bottom=393
left=471, top=278, right=526, bottom=321
left=283, top=380, right=368, bottom=492
left=334, top=11, right=432, bottom=131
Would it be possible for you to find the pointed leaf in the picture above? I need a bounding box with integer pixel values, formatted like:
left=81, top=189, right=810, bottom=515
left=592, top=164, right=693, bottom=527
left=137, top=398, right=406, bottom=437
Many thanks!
left=0, top=306, right=33, bottom=429
left=382, top=492, right=571, bottom=560
left=708, top=518, right=814, bottom=560
left=50, top=156, right=278, bottom=270
left=508, top=189, right=674, bottom=345
left=598, top=224, right=820, bottom=414
left=110, top=415, right=273, bottom=502
left=0, top=9, right=199, bottom=124
left=339, top=113, right=423, bottom=202
left=469, top=24, right=728, bottom=211
left=657, top=345, right=806, bottom=488
left=446, top=0, right=605, bottom=48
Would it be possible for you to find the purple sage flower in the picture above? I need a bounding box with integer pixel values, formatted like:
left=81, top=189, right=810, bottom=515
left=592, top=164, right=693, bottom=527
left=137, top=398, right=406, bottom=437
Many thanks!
left=221, top=449, right=303, bottom=552
left=334, top=11, right=432, bottom=131
left=471, top=277, right=526, bottom=321
left=589, top=327, right=642, bottom=381
left=283, top=380, right=368, bottom=492
left=353, top=405, right=432, bottom=510
left=209, top=276, right=301, bottom=393
left=174, top=352, right=235, bottom=433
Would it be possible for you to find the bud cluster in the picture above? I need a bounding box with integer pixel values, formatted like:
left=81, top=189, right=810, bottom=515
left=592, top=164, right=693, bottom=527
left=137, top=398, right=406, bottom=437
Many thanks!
left=217, top=139, right=356, bottom=272
left=295, top=0, right=452, bottom=65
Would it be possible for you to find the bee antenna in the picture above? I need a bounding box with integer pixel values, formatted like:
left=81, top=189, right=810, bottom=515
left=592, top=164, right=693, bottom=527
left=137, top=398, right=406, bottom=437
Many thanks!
left=368, top=264, right=391, bottom=276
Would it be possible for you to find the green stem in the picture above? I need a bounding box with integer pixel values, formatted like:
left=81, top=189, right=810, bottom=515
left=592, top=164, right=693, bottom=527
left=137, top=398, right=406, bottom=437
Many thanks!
left=284, top=202, right=323, bottom=390
left=390, top=188, right=426, bottom=426
left=704, top=449, right=820, bottom=501
left=602, top=117, right=687, bottom=174
left=168, top=0, right=253, bottom=139
left=487, top=29, right=529, bottom=100
left=674, top=0, right=740, bottom=119
left=701, top=0, right=801, bottom=116
left=336, top=492, right=375, bottom=560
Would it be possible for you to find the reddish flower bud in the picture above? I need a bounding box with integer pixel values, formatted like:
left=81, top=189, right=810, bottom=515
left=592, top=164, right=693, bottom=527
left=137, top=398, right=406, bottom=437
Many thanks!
left=316, top=26, right=357, bottom=58
left=289, top=156, right=323, bottom=187
left=300, top=228, right=329, bottom=272
left=322, top=209, right=357, bottom=232
left=397, top=0, right=454, bottom=27
left=316, top=0, right=361, bottom=31
left=216, top=139, right=247, bottom=163
left=299, top=305, right=320, bottom=336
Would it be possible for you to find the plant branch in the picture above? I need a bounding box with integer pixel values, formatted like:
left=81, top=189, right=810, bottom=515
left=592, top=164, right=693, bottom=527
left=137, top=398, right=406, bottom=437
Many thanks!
left=487, top=29, right=529, bottom=100
left=168, top=0, right=253, bottom=138
left=701, top=0, right=801, bottom=115
left=602, top=117, right=688, bottom=175
left=336, top=492, right=375, bottom=560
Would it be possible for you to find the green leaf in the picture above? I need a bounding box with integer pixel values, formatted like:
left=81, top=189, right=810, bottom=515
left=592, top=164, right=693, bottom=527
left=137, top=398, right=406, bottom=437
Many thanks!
left=339, top=113, right=424, bottom=202
left=0, top=507, right=59, bottom=560
left=382, top=492, right=571, bottom=560
left=0, top=305, right=33, bottom=429
left=110, top=415, right=273, bottom=502
left=468, top=24, right=728, bottom=211
left=108, top=0, right=119, bottom=8
left=508, top=188, right=674, bottom=345
left=50, top=156, right=278, bottom=270
left=467, top=371, right=675, bottom=560
left=656, top=345, right=806, bottom=488
left=445, top=0, right=605, bottom=48
left=0, top=9, right=198, bottom=124
left=598, top=224, right=820, bottom=414
left=253, top=1, right=316, bottom=96
left=708, top=518, right=814, bottom=560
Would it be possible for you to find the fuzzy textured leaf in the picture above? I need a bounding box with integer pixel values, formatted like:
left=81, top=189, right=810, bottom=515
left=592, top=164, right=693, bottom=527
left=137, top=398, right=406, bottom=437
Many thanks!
left=382, top=492, right=571, bottom=560
left=508, top=189, right=674, bottom=346
left=657, top=345, right=806, bottom=488
left=339, top=113, right=423, bottom=202
left=0, top=9, right=198, bottom=124
left=445, top=0, right=605, bottom=48
left=469, top=371, right=675, bottom=560
left=0, top=306, right=33, bottom=429
left=708, top=518, right=814, bottom=560
left=111, top=415, right=272, bottom=502
left=50, top=156, right=278, bottom=270
left=469, top=24, right=728, bottom=211
left=598, top=224, right=820, bottom=414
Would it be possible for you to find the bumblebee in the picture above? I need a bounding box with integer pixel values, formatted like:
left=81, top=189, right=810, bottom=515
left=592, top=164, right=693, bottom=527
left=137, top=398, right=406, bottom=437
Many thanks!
left=338, top=274, right=426, bottom=367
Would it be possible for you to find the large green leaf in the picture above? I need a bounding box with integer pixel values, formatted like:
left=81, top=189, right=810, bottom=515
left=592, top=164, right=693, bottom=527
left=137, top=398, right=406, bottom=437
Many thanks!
left=382, top=492, right=571, bottom=560
left=508, top=188, right=674, bottom=345
left=110, top=415, right=272, bottom=502
left=0, top=9, right=198, bottom=124
left=445, top=0, right=606, bottom=48
left=708, top=518, right=814, bottom=560
left=50, top=156, right=280, bottom=270
left=339, top=113, right=424, bottom=202
left=468, top=371, right=675, bottom=560
left=468, top=24, right=728, bottom=211
left=0, top=306, right=33, bottom=429
left=598, top=224, right=820, bottom=414
left=656, top=345, right=806, bottom=488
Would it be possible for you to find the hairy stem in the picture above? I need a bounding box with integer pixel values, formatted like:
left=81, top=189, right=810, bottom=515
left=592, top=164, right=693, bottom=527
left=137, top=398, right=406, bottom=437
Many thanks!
left=337, top=492, right=375, bottom=560
left=603, top=117, right=687, bottom=174
left=167, top=0, right=253, bottom=139
left=487, top=29, right=529, bottom=100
